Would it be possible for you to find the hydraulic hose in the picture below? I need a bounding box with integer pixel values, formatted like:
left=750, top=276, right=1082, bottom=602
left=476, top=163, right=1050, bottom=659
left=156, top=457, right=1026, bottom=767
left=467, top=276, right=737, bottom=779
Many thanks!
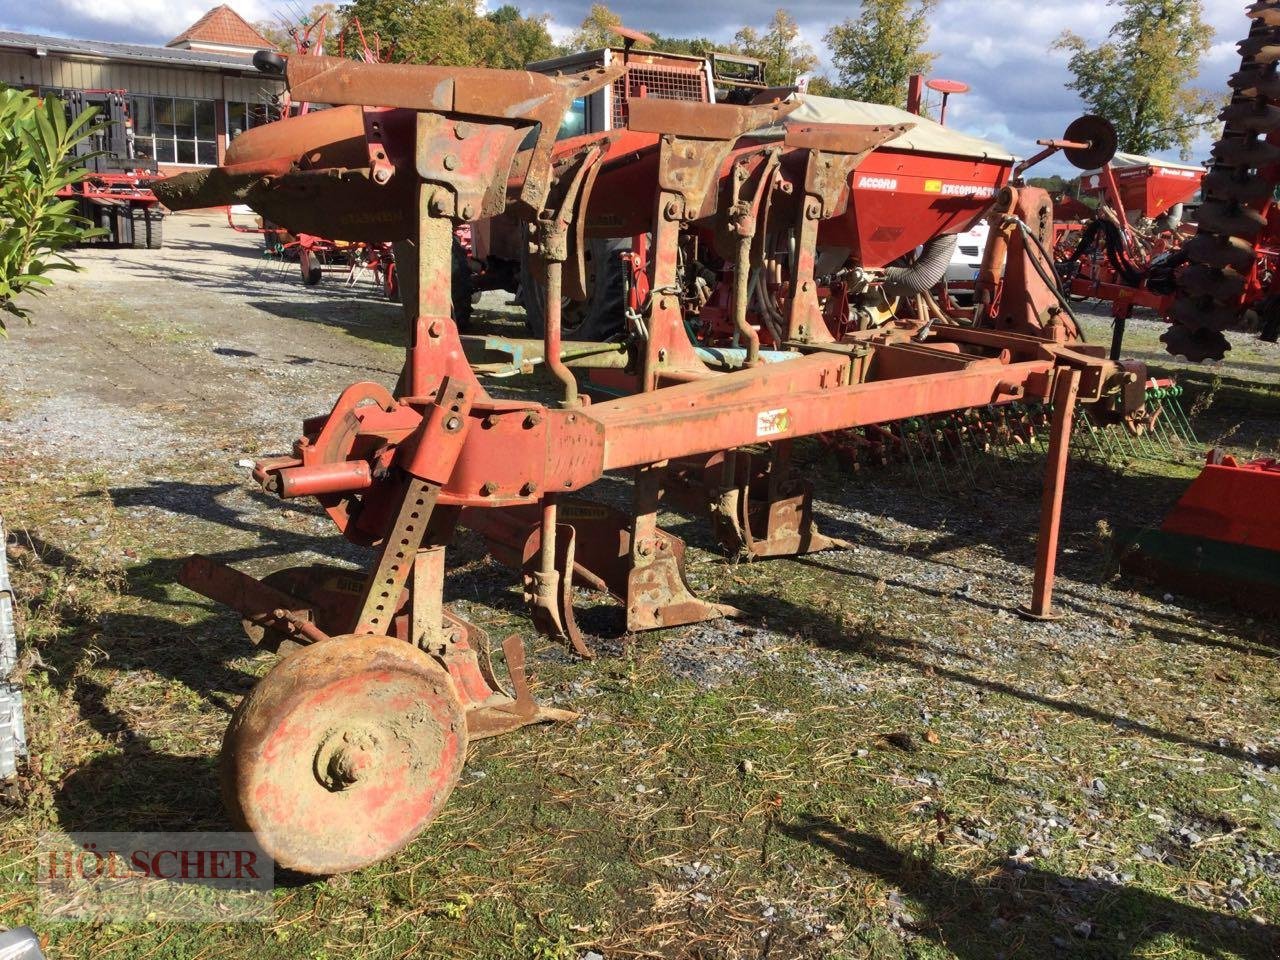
left=883, top=234, right=959, bottom=297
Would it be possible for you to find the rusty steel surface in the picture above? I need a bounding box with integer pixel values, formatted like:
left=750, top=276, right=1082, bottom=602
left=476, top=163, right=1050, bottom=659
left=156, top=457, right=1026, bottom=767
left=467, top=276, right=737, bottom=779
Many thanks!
left=285, top=54, right=624, bottom=217
left=221, top=633, right=467, bottom=875
left=705, top=448, right=850, bottom=560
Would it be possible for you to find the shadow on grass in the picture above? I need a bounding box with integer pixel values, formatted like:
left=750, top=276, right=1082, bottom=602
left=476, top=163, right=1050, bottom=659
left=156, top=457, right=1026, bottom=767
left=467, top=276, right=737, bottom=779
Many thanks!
left=784, top=817, right=1279, bottom=959
left=723, top=589, right=1280, bottom=769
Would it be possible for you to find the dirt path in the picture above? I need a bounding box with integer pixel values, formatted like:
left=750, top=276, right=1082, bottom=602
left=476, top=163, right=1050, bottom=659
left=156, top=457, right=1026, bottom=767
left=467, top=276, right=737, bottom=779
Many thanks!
left=0, top=212, right=405, bottom=471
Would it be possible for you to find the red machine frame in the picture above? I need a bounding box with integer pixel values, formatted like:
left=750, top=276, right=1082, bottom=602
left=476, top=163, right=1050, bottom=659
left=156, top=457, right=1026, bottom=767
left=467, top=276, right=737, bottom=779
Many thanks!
left=156, top=53, right=1144, bottom=876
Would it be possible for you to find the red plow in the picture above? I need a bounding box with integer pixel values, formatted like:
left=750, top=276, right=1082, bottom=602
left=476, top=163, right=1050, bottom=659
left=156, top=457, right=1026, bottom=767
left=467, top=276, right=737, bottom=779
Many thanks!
left=155, top=51, right=1150, bottom=875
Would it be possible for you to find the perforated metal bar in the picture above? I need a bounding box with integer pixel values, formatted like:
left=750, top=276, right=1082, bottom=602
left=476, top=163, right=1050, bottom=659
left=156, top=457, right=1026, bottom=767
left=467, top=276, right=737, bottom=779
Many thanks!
left=612, top=65, right=708, bottom=128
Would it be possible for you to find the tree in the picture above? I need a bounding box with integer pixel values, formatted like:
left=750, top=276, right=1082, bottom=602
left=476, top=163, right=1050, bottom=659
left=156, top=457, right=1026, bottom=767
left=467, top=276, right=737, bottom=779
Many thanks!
left=824, top=0, right=938, bottom=106
left=733, top=10, right=817, bottom=88
left=570, top=3, right=629, bottom=51
left=475, top=6, right=556, bottom=69
left=0, top=87, right=101, bottom=334
left=339, top=0, right=554, bottom=67
left=646, top=32, right=720, bottom=58
left=1054, top=0, right=1218, bottom=158
left=255, top=4, right=341, bottom=54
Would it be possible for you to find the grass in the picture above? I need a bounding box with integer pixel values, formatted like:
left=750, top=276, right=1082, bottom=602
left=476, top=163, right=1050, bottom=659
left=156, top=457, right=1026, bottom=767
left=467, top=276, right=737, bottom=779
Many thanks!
left=0, top=301, right=1278, bottom=958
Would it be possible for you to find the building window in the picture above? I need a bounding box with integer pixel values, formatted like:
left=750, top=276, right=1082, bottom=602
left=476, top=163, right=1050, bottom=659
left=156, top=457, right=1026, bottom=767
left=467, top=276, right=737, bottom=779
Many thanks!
left=226, top=101, right=277, bottom=143
left=130, top=95, right=218, bottom=166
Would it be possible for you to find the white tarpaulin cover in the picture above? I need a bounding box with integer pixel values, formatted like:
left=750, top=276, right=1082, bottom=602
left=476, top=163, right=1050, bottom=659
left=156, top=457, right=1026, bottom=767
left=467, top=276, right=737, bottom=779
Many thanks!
left=1084, top=151, right=1205, bottom=177
left=755, top=94, right=1017, bottom=163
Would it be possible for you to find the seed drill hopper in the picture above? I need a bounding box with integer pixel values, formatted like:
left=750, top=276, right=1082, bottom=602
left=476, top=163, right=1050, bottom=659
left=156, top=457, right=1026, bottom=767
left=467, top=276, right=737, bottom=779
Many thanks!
left=156, top=52, right=1145, bottom=875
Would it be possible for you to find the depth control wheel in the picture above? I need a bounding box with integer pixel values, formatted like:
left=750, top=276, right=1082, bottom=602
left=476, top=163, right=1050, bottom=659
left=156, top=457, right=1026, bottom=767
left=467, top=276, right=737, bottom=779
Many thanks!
left=221, top=634, right=467, bottom=875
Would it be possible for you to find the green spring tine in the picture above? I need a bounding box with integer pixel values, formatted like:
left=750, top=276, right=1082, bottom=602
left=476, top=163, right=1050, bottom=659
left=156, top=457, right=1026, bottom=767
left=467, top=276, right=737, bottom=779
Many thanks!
left=1088, top=420, right=1111, bottom=461
left=898, top=420, right=930, bottom=492
left=1094, top=420, right=1116, bottom=459
left=1141, top=389, right=1174, bottom=458
left=1071, top=415, right=1097, bottom=462
left=1031, top=403, right=1050, bottom=455
left=918, top=422, right=947, bottom=492
left=1158, top=401, right=1187, bottom=452
left=1003, top=408, right=1028, bottom=467
left=1120, top=420, right=1142, bottom=460
left=1071, top=419, right=1094, bottom=461
left=1100, top=422, right=1121, bottom=463
left=941, top=416, right=972, bottom=486
left=1158, top=386, right=1193, bottom=450
left=895, top=421, right=924, bottom=491
left=920, top=419, right=948, bottom=491
left=1170, top=395, right=1200, bottom=450
left=921, top=419, right=953, bottom=491
left=970, top=410, right=999, bottom=485
left=896, top=419, right=926, bottom=491
left=945, top=415, right=979, bottom=487
left=1138, top=424, right=1161, bottom=461
left=1150, top=406, right=1179, bottom=459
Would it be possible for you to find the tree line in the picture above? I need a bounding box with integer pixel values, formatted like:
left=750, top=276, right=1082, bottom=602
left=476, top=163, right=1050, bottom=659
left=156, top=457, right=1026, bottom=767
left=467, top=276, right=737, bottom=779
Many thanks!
left=261, top=0, right=1219, bottom=158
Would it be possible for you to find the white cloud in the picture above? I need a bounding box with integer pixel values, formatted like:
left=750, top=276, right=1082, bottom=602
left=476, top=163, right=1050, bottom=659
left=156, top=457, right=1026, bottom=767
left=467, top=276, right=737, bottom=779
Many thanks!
left=4, top=1, right=274, bottom=45
left=0, top=0, right=1250, bottom=170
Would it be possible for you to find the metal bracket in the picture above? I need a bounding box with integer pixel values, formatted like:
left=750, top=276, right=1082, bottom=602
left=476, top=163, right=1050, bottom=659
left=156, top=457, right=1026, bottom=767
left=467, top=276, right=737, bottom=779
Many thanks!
left=354, top=378, right=473, bottom=635
left=783, top=123, right=908, bottom=343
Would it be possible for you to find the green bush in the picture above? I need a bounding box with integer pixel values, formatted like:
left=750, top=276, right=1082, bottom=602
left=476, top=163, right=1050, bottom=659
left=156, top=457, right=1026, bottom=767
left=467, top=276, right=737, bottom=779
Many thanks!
left=0, top=84, right=103, bottom=334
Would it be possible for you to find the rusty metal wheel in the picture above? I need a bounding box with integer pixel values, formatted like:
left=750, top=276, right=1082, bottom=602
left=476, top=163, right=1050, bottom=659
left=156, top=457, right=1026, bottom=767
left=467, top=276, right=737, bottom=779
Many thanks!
left=221, top=633, right=467, bottom=875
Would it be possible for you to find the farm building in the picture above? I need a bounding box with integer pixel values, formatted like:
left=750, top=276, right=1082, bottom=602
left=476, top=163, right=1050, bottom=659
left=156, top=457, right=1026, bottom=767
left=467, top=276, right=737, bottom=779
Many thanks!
left=0, top=5, right=283, bottom=175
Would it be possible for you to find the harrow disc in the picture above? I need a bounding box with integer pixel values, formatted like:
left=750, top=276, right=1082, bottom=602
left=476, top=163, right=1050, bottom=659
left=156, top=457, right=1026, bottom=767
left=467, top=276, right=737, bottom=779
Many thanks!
left=1169, top=5, right=1280, bottom=354
left=1171, top=294, right=1243, bottom=332
left=1238, top=33, right=1280, bottom=64
left=1160, top=324, right=1232, bottom=363
left=1211, top=133, right=1280, bottom=167
left=1229, top=66, right=1280, bottom=97
left=1203, top=168, right=1275, bottom=204
left=1063, top=115, right=1118, bottom=170
left=1179, top=263, right=1248, bottom=301
left=1248, top=1, right=1280, bottom=27
left=1195, top=200, right=1268, bottom=240
left=1182, top=233, right=1258, bottom=271
left=221, top=633, right=467, bottom=875
left=1219, top=98, right=1280, bottom=132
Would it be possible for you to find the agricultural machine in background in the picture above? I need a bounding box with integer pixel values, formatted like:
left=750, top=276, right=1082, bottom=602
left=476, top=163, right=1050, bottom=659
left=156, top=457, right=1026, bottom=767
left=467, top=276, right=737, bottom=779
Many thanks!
left=1111, top=0, right=1280, bottom=612
left=58, top=90, right=163, bottom=248
left=1054, top=149, right=1205, bottom=357
left=155, top=41, right=1153, bottom=875
left=219, top=12, right=407, bottom=294
left=1059, top=0, right=1280, bottom=364
left=1168, top=0, right=1280, bottom=361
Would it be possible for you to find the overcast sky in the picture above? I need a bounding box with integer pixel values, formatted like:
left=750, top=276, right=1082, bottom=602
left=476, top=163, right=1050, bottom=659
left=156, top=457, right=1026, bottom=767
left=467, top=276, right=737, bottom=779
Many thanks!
left=1, top=1, right=1244, bottom=174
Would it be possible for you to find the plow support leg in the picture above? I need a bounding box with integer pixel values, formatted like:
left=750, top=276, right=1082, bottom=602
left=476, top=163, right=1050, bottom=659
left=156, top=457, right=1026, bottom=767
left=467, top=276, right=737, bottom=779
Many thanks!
left=626, top=465, right=738, bottom=632
left=1023, top=369, right=1081, bottom=620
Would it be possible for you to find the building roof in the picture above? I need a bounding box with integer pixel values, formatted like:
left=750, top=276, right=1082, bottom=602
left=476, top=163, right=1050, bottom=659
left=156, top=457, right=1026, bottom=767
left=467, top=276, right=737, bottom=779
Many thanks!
left=0, top=29, right=272, bottom=74
left=167, top=5, right=274, bottom=51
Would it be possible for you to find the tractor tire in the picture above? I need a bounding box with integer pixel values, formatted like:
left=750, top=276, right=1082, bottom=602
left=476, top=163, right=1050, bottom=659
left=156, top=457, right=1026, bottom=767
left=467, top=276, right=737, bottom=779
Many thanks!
left=145, top=211, right=164, bottom=250
left=129, top=208, right=147, bottom=249
left=520, top=237, right=629, bottom=342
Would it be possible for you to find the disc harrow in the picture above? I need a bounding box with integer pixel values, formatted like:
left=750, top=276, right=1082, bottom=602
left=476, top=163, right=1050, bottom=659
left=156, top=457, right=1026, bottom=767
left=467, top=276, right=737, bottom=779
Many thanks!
left=1168, top=0, right=1280, bottom=361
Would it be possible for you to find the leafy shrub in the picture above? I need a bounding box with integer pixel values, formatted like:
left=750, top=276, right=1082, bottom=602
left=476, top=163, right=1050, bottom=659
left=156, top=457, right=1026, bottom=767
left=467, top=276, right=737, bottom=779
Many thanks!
left=0, top=85, right=103, bottom=333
